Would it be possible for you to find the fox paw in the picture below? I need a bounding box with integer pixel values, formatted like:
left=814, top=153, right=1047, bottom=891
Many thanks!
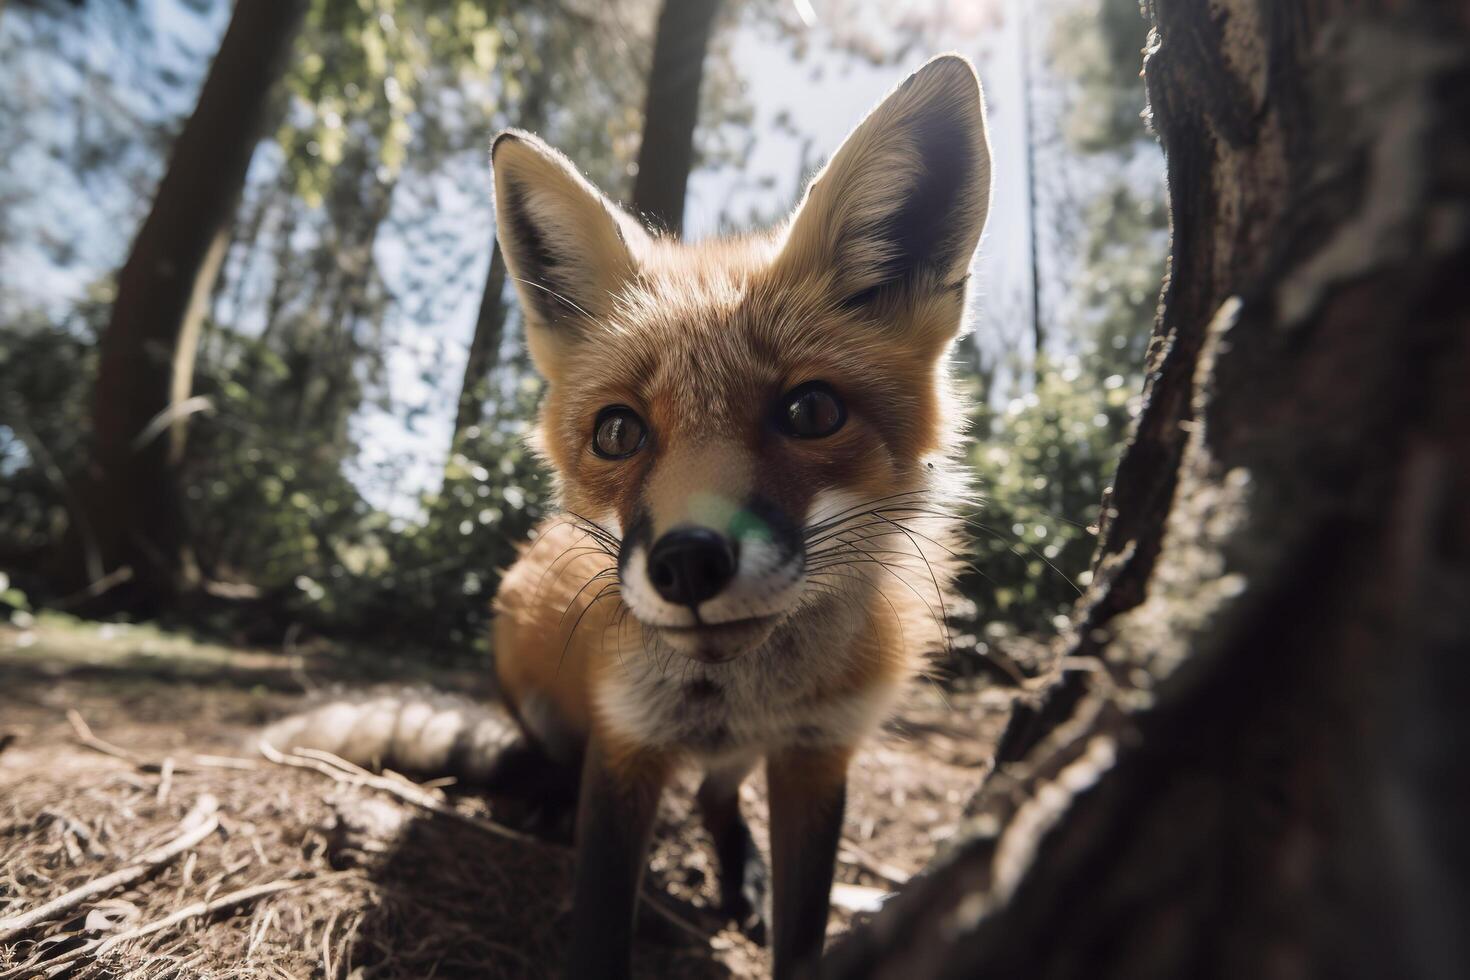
left=721, top=863, right=769, bottom=946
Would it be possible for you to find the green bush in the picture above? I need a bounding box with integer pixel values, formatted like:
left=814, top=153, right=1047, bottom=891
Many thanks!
left=957, top=356, right=1140, bottom=637
left=0, top=305, right=103, bottom=568
left=352, top=376, right=553, bottom=654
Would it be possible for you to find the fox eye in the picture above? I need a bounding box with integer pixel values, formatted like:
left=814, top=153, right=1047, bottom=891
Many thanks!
left=778, top=381, right=846, bottom=439
left=592, top=406, right=647, bottom=459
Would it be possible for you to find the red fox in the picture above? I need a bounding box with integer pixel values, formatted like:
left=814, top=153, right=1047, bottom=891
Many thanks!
left=267, top=54, right=990, bottom=980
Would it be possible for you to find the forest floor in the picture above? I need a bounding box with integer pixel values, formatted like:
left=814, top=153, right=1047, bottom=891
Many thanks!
left=0, top=615, right=1017, bottom=979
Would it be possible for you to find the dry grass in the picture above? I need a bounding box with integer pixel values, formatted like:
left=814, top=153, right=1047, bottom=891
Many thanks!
left=0, top=617, right=1013, bottom=978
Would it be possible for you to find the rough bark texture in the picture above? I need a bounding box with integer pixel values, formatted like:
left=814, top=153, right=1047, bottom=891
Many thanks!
left=83, top=0, right=306, bottom=606
left=629, top=0, right=722, bottom=235
left=827, top=3, right=1470, bottom=978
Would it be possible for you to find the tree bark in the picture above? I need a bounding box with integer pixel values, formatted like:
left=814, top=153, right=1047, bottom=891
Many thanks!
left=629, top=0, right=722, bottom=236
left=450, top=241, right=509, bottom=456
left=828, top=3, right=1470, bottom=978
left=83, top=0, right=306, bottom=607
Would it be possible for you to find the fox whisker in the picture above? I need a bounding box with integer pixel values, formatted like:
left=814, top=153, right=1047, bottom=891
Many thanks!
left=806, top=502, right=1083, bottom=596
left=806, top=565, right=910, bottom=657
left=531, top=544, right=620, bottom=604
left=801, top=488, right=937, bottom=540
left=535, top=517, right=615, bottom=554
left=556, top=567, right=622, bottom=631
left=875, top=505, right=1082, bottom=595
left=860, top=514, right=953, bottom=654
left=557, top=581, right=622, bottom=677
left=805, top=549, right=951, bottom=656
left=563, top=511, right=623, bottom=550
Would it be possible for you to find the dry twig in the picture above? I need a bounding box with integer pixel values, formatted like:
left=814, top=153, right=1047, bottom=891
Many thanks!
left=0, top=877, right=316, bottom=979
left=67, top=711, right=259, bottom=772
left=257, top=740, right=538, bottom=845
left=97, top=876, right=307, bottom=956
left=0, top=796, right=219, bottom=944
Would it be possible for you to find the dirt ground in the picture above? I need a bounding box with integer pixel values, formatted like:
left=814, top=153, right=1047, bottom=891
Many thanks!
left=0, top=616, right=1013, bottom=979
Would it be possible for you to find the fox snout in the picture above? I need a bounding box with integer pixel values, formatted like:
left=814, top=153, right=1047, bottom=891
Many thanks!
left=618, top=496, right=806, bottom=661
left=645, top=527, right=737, bottom=606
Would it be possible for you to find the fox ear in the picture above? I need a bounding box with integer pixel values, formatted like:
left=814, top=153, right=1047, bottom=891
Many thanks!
left=492, top=130, right=648, bottom=378
left=775, top=55, right=992, bottom=310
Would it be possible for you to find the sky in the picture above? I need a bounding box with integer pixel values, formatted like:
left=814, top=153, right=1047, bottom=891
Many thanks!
left=0, top=0, right=231, bottom=321
left=0, top=0, right=1091, bottom=519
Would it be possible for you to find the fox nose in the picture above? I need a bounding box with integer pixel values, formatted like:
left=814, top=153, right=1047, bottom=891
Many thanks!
left=647, top=527, right=736, bottom=607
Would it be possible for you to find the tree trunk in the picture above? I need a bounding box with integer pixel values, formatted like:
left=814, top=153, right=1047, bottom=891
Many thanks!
left=629, top=0, right=722, bottom=236
left=449, top=34, right=560, bottom=459
left=82, top=0, right=306, bottom=607
left=453, top=0, right=722, bottom=455
left=449, top=241, right=509, bottom=456
left=828, top=3, right=1470, bottom=978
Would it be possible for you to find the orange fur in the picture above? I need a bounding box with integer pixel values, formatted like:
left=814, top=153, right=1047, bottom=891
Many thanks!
left=493, top=54, right=991, bottom=763
left=489, top=54, right=993, bottom=976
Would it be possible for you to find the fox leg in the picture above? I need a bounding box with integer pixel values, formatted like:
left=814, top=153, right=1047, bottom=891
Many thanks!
left=565, top=732, right=670, bottom=980
left=697, top=756, right=768, bottom=942
left=766, top=745, right=851, bottom=980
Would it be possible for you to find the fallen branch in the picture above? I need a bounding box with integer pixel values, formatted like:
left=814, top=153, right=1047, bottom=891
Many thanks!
left=258, top=740, right=538, bottom=845
left=95, top=877, right=304, bottom=956
left=51, top=566, right=135, bottom=609
left=0, top=795, right=220, bottom=944
left=66, top=709, right=147, bottom=766
left=156, top=757, right=175, bottom=806
left=67, top=710, right=258, bottom=772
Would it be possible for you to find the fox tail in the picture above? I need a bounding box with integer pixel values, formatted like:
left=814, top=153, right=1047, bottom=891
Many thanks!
left=258, top=690, right=522, bottom=786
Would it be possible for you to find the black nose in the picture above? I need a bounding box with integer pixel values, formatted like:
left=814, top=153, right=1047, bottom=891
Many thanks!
left=646, top=527, right=736, bottom=607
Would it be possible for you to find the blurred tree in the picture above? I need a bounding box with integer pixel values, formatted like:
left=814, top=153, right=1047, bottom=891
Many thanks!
left=81, top=0, right=307, bottom=609
left=451, top=243, right=510, bottom=455
left=1020, top=0, right=1044, bottom=380
left=1052, top=0, right=1149, bottom=154
left=453, top=0, right=727, bottom=455
left=452, top=0, right=738, bottom=457
left=630, top=0, right=723, bottom=234
left=450, top=29, right=556, bottom=459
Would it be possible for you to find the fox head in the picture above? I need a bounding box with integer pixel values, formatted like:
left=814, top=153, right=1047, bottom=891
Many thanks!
left=492, top=55, right=991, bottom=663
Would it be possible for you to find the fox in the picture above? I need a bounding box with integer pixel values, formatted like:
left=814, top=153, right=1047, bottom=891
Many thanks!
left=266, top=54, right=991, bottom=980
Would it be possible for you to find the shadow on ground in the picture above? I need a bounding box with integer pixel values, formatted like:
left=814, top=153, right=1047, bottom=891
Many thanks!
left=347, top=809, right=737, bottom=979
